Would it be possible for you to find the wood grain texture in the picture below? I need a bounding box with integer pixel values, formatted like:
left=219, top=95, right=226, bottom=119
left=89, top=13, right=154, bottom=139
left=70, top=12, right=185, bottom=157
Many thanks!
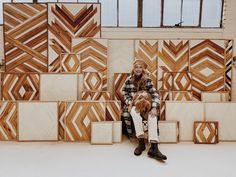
left=171, top=91, right=193, bottom=101
left=60, top=53, right=80, bottom=73
left=83, top=72, right=104, bottom=91
left=4, top=4, right=48, bottom=73
left=106, top=101, right=121, bottom=121
left=225, top=40, right=233, bottom=96
left=172, top=72, right=192, bottom=91
left=81, top=91, right=111, bottom=101
left=58, top=101, right=66, bottom=141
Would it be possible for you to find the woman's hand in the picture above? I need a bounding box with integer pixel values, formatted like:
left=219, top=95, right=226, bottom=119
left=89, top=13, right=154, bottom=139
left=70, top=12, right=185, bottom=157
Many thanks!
left=149, top=107, right=157, bottom=117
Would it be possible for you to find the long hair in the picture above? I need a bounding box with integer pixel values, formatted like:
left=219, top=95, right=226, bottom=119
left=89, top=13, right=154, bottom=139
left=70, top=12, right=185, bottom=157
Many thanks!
left=130, top=69, right=149, bottom=91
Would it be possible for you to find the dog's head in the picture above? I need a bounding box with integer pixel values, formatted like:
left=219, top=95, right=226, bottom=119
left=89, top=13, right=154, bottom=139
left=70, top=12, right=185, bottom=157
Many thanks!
left=133, top=91, right=152, bottom=114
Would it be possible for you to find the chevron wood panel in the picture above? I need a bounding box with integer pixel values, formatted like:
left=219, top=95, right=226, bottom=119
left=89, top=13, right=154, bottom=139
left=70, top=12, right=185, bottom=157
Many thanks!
left=158, top=40, right=189, bottom=90
left=4, top=4, right=48, bottom=73
left=48, top=4, right=101, bottom=72
left=135, top=40, right=158, bottom=88
left=65, top=102, right=106, bottom=141
left=190, top=40, right=225, bottom=100
left=160, top=101, right=166, bottom=120
left=83, top=72, right=103, bottom=91
left=159, top=121, right=179, bottom=143
left=162, top=72, right=173, bottom=90
left=113, top=73, right=130, bottom=107
left=106, top=101, right=121, bottom=121
left=225, top=40, right=233, bottom=95
left=2, top=73, right=39, bottom=101
left=0, top=102, right=17, bottom=141
left=172, top=72, right=192, bottom=91
left=171, top=91, right=193, bottom=101
left=81, top=91, right=111, bottom=101
left=60, top=53, right=80, bottom=73
left=58, top=101, right=66, bottom=141
left=159, top=90, right=170, bottom=101
left=194, top=121, right=218, bottom=144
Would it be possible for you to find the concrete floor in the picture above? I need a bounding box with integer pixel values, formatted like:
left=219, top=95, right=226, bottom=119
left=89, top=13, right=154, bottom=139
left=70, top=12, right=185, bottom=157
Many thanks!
left=0, top=137, right=235, bottom=177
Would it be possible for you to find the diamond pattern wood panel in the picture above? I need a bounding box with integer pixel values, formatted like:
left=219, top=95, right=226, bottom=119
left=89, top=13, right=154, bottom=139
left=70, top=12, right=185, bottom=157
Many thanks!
left=171, top=91, right=193, bottom=101
left=172, top=72, right=192, bottom=91
left=194, top=121, right=218, bottom=144
left=48, top=4, right=101, bottom=72
left=225, top=40, right=233, bottom=95
left=158, top=40, right=189, bottom=90
left=106, top=101, right=121, bottom=121
left=2, top=73, right=39, bottom=101
left=65, top=102, right=105, bottom=141
left=81, top=91, right=111, bottom=101
left=135, top=40, right=158, bottom=88
left=0, top=102, right=17, bottom=141
left=4, top=3, right=48, bottom=72
left=113, top=73, right=130, bottom=107
left=190, top=40, right=225, bottom=100
left=83, top=72, right=104, bottom=91
left=60, top=53, right=80, bottom=73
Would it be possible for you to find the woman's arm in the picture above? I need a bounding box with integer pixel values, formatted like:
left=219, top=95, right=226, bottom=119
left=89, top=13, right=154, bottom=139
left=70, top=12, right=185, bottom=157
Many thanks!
left=122, top=79, right=133, bottom=107
left=147, top=79, right=160, bottom=109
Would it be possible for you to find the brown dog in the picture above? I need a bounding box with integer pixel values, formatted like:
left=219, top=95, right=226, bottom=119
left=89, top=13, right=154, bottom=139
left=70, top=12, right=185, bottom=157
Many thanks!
left=133, top=91, right=152, bottom=120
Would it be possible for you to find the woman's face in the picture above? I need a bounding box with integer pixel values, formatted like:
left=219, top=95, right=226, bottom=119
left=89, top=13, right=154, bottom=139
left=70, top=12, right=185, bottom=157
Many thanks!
left=133, top=64, right=144, bottom=76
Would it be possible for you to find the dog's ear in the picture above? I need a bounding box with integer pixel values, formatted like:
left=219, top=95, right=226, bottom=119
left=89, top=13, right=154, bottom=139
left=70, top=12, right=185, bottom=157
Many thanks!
left=135, top=100, right=141, bottom=113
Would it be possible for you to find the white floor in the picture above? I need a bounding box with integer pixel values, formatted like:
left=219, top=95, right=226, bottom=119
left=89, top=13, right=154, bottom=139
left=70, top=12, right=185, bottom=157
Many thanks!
left=0, top=137, right=236, bottom=177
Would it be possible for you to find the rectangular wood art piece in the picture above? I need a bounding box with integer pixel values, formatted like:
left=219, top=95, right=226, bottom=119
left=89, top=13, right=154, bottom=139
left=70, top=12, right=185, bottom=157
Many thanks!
left=81, top=91, right=111, bottom=101
left=91, top=122, right=113, bottom=145
left=65, top=101, right=106, bottom=141
left=0, top=101, right=17, bottom=141
left=2, top=73, right=39, bottom=101
left=105, top=101, right=121, bottom=121
left=4, top=3, right=48, bottom=72
left=60, top=53, right=80, bottom=73
left=194, top=121, right=218, bottom=144
left=159, top=121, right=179, bottom=143
left=83, top=72, right=105, bottom=91
left=134, top=40, right=158, bottom=88
left=158, top=40, right=189, bottom=90
left=171, top=91, right=193, bottom=101
left=190, top=40, right=225, bottom=100
left=172, top=72, right=192, bottom=91
left=48, top=3, right=101, bottom=72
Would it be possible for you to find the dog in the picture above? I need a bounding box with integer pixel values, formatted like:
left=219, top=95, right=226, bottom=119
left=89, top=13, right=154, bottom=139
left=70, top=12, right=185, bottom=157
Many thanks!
left=133, top=91, right=152, bottom=120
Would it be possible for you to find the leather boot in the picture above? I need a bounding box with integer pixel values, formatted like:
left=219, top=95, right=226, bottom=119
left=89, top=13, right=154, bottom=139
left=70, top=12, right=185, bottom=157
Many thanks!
left=134, top=138, right=146, bottom=156
left=148, top=143, right=167, bottom=160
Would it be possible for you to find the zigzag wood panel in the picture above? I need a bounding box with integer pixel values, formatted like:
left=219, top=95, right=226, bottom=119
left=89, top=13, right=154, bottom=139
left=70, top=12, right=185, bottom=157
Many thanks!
left=60, top=53, right=80, bottom=73
left=135, top=40, right=158, bottom=88
left=162, top=72, right=172, bottom=90
left=113, top=73, right=130, bottom=107
left=4, top=3, right=48, bottom=72
left=65, top=102, right=106, bottom=141
left=2, top=73, right=39, bottom=101
left=166, top=101, right=204, bottom=141
left=205, top=102, right=236, bottom=141
left=48, top=4, right=101, bottom=72
left=225, top=40, right=233, bottom=94
left=158, top=40, right=189, bottom=90
left=0, top=102, right=17, bottom=141
left=171, top=91, right=193, bottom=101
left=72, top=38, right=107, bottom=90
left=194, top=121, right=218, bottom=144
left=190, top=40, right=225, bottom=100
left=106, top=101, right=121, bottom=121
left=81, top=91, right=111, bottom=101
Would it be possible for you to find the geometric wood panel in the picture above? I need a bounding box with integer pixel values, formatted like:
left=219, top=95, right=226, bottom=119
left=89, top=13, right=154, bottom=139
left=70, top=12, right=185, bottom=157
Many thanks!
left=159, top=120, right=179, bottom=143
left=0, top=101, right=17, bottom=141
left=162, top=72, right=172, bottom=90
left=48, top=4, right=101, bottom=72
left=83, top=72, right=103, bottom=91
left=190, top=40, right=225, bottom=100
left=106, top=101, right=121, bottom=121
left=2, top=73, right=39, bottom=101
left=72, top=38, right=107, bottom=90
left=81, top=91, right=111, bottom=101
left=60, top=53, right=80, bottom=73
left=194, top=121, right=218, bottom=144
left=4, top=4, right=48, bottom=72
left=135, top=40, right=158, bottom=88
left=160, top=101, right=166, bottom=120
left=158, top=40, right=189, bottom=90
left=91, top=122, right=113, bottom=144
left=159, top=90, right=170, bottom=101
left=225, top=40, right=233, bottom=95
left=40, top=74, right=78, bottom=101
left=165, top=101, right=204, bottom=141
left=18, top=102, right=58, bottom=141
left=172, top=72, right=192, bottom=91
left=171, top=91, right=193, bottom=101
left=58, top=101, right=66, bottom=141
left=205, top=102, right=236, bottom=141
left=113, top=73, right=130, bottom=107
left=65, top=101, right=105, bottom=141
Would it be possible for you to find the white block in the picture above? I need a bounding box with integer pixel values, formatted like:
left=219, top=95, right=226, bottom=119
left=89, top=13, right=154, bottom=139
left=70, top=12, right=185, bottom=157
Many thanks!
left=18, top=102, right=58, bottom=141
left=40, top=74, right=78, bottom=101
left=159, top=121, right=179, bottom=143
left=201, top=92, right=221, bottom=102
left=205, top=102, right=236, bottom=141
left=91, top=122, right=113, bottom=144
left=165, top=101, right=204, bottom=141
left=113, top=121, right=122, bottom=143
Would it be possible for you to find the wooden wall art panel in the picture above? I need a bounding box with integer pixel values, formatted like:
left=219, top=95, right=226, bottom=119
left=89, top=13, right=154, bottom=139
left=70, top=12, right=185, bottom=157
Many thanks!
left=106, top=101, right=121, bottom=121
left=4, top=4, right=48, bottom=73
left=60, top=53, right=80, bottom=73
left=81, top=91, right=111, bottom=101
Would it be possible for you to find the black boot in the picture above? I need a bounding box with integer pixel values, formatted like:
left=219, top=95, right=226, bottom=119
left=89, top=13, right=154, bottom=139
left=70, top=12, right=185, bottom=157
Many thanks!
left=148, top=143, right=167, bottom=160
left=134, top=138, right=146, bottom=156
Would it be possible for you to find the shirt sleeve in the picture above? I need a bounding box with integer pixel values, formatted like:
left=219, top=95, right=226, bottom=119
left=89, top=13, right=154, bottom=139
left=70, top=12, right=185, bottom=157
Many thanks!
left=122, top=79, right=133, bottom=106
left=147, top=79, right=160, bottom=109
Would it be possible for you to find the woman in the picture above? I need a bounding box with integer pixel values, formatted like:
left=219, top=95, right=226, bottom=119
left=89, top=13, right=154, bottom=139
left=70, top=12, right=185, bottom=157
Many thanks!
left=122, top=59, right=167, bottom=161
